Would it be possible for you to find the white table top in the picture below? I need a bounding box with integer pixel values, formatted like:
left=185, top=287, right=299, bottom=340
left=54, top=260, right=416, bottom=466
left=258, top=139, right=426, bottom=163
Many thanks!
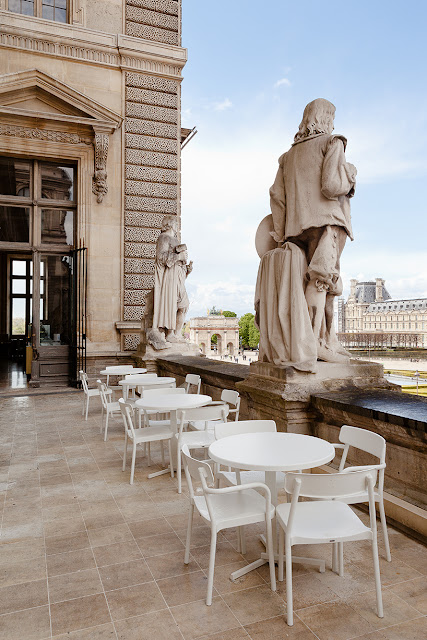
left=119, top=376, right=175, bottom=387
left=209, top=432, right=335, bottom=472
left=135, top=393, right=212, bottom=412
left=100, top=367, right=146, bottom=376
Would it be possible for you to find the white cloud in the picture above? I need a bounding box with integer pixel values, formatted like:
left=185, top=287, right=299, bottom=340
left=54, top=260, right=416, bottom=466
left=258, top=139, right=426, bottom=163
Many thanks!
left=187, top=280, right=255, bottom=318
left=274, top=78, right=291, bottom=88
left=213, top=98, right=233, bottom=111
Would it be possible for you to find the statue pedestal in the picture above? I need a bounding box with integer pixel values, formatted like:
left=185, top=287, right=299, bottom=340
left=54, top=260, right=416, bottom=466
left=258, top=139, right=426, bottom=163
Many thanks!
left=135, top=341, right=201, bottom=373
left=236, top=359, right=396, bottom=434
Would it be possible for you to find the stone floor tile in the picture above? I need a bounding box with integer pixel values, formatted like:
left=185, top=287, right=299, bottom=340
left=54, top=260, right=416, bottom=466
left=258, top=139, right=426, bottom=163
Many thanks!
left=0, top=578, right=48, bottom=615
left=244, top=614, right=317, bottom=639
left=344, top=588, right=422, bottom=630
left=210, top=561, right=266, bottom=595
left=42, top=502, right=81, bottom=522
left=0, top=605, right=51, bottom=640
left=170, top=597, right=241, bottom=640
left=190, top=541, right=245, bottom=570
left=46, top=548, right=96, bottom=577
left=128, top=516, right=173, bottom=539
left=87, top=523, right=133, bottom=547
left=387, top=576, right=427, bottom=614
left=45, top=530, right=91, bottom=555
left=98, top=558, right=153, bottom=591
left=0, top=538, right=45, bottom=564
left=52, top=622, right=117, bottom=639
left=222, top=584, right=286, bottom=626
left=199, top=630, right=250, bottom=640
left=105, top=580, right=166, bottom=621
left=50, top=593, right=111, bottom=635
left=379, top=616, right=427, bottom=639
left=114, top=608, right=183, bottom=640
left=136, top=530, right=185, bottom=557
left=296, top=601, right=376, bottom=640
left=48, top=568, right=103, bottom=603
left=92, top=539, right=143, bottom=567
left=145, top=548, right=200, bottom=580
left=157, top=569, right=213, bottom=606
left=0, top=555, right=46, bottom=589
left=43, top=514, right=86, bottom=538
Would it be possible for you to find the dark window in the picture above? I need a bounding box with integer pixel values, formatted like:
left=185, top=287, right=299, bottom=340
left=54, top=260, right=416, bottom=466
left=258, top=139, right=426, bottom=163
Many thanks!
left=0, top=157, right=31, bottom=197
left=0, top=206, right=30, bottom=243
left=8, top=0, right=68, bottom=22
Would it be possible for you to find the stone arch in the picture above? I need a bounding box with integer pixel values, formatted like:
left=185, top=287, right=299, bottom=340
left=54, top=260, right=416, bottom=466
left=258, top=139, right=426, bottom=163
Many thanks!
left=200, top=342, right=206, bottom=355
left=211, top=333, right=222, bottom=354
left=227, top=342, right=234, bottom=356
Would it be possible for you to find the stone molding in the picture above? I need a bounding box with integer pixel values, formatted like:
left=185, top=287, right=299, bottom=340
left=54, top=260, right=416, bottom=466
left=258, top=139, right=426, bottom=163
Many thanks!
left=0, top=11, right=187, bottom=79
left=0, top=123, right=91, bottom=144
left=92, top=132, right=109, bottom=203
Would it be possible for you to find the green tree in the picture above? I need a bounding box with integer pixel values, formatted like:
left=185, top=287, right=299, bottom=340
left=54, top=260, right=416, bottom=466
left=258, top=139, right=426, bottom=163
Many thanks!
left=222, top=310, right=237, bottom=317
left=239, top=312, right=254, bottom=347
left=211, top=334, right=218, bottom=345
left=248, top=317, right=260, bottom=349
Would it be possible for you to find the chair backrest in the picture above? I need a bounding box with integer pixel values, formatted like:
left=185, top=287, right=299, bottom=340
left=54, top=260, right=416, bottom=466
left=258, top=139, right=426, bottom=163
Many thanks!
left=124, top=373, right=157, bottom=380
left=339, top=425, right=386, bottom=464
left=185, top=373, right=201, bottom=394
left=220, top=390, right=241, bottom=420
left=96, top=380, right=111, bottom=409
left=142, top=387, right=186, bottom=401
left=181, top=444, right=215, bottom=502
left=284, top=469, right=379, bottom=536
left=139, top=382, right=176, bottom=395
left=79, top=370, right=89, bottom=393
left=214, top=419, right=276, bottom=440
left=178, top=404, right=229, bottom=435
left=119, top=398, right=136, bottom=438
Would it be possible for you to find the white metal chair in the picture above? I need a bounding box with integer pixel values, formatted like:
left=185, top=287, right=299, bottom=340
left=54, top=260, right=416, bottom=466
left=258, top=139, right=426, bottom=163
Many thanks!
left=180, top=373, right=201, bottom=394
left=214, top=420, right=286, bottom=488
left=189, top=389, right=241, bottom=432
left=277, top=469, right=383, bottom=626
left=119, top=398, right=174, bottom=485
left=332, top=425, right=391, bottom=562
left=182, top=444, right=276, bottom=605
left=104, top=365, right=135, bottom=387
left=123, top=373, right=158, bottom=399
left=97, top=380, right=121, bottom=441
left=79, top=370, right=111, bottom=420
left=175, top=404, right=229, bottom=494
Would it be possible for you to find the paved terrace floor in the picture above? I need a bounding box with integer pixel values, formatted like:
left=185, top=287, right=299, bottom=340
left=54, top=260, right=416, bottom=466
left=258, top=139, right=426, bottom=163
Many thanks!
left=0, top=392, right=426, bottom=640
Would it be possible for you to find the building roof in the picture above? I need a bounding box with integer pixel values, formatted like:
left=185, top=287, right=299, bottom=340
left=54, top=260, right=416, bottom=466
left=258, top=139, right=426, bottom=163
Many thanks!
left=367, top=299, right=427, bottom=313
left=354, top=281, right=391, bottom=304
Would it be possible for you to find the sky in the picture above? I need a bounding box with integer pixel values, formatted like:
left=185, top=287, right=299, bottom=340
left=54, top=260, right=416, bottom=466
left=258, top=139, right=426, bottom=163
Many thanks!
left=180, top=0, right=427, bottom=319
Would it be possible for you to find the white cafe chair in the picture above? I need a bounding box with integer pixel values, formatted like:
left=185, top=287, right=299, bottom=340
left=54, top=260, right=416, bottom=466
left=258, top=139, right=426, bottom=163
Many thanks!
left=119, top=398, right=174, bottom=485
left=79, top=370, right=111, bottom=420
left=182, top=444, right=276, bottom=605
left=179, top=373, right=201, bottom=394
left=175, top=404, right=229, bottom=494
left=188, top=389, right=241, bottom=433
left=277, top=469, right=383, bottom=626
left=97, top=380, right=121, bottom=441
left=332, top=425, right=391, bottom=561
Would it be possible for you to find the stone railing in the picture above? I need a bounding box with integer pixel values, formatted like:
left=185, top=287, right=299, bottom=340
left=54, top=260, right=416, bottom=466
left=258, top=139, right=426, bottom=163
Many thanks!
left=155, top=354, right=427, bottom=541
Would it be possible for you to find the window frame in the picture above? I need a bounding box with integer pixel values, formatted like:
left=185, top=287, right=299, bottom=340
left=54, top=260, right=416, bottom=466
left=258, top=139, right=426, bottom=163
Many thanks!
left=7, top=0, right=69, bottom=23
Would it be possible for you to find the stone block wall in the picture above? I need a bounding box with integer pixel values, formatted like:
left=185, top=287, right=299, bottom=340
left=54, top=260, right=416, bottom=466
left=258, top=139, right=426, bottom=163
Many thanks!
left=122, top=0, right=181, bottom=348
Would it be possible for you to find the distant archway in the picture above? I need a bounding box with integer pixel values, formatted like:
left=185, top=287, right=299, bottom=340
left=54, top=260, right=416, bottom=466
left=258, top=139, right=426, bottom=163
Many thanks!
left=211, top=333, right=222, bottom=354
left=227, top=342, right=234, bottom=356
left=200, top=342, right=206, bottom=354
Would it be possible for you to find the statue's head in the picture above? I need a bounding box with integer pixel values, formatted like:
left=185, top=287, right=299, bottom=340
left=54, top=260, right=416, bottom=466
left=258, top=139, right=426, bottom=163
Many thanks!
left=294, top=99, right=336, bottom=143
left=161, top=215, right=178, bottom=233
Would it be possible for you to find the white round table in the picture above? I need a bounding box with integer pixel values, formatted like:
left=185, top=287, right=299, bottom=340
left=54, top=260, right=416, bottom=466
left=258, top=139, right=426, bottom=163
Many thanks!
left=100, top=367, right=146, bottom=386
left=119, top=375, right=175, bottom=400
left=135, top=393, right=212, bottom=478
left=209, top=432, right=335, bottom=580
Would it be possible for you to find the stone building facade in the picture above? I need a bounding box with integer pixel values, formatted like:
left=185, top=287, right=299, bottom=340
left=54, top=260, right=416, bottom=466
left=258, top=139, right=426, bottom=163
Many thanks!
left=338, top=278, right=427, bottom=348
left=189, top=314, right=240, bottom=356
left=0, top=0, right=187, bottom=386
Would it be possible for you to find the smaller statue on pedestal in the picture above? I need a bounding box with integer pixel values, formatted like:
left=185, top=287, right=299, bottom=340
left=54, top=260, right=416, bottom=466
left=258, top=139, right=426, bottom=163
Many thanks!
left=143, top=216, right=193, bottom=350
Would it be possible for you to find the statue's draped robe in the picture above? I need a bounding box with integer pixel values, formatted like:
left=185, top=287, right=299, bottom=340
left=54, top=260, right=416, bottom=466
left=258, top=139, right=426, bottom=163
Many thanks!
left=153, top=236, right=188, bottom=331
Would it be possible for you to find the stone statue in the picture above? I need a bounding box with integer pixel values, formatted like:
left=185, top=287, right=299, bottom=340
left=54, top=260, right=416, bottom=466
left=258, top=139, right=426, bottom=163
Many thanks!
left=143, top=215, right=193, bottom=350
left=255, top=99, right=357, bottom=371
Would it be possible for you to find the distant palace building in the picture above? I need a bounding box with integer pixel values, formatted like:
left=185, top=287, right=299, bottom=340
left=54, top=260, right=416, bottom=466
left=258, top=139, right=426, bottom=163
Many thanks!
left=338, top=278, right=427, bottom=349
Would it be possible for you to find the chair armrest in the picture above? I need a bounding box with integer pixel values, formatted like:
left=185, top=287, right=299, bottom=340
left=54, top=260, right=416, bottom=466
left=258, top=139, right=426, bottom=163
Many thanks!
left=333, top=443, right=345, bottom=450
left=206, top=480, right=272, bottom=505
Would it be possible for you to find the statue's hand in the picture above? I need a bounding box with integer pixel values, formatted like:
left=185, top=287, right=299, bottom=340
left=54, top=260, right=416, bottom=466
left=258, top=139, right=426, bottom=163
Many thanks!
left=186, top=260, right=193, bottom=275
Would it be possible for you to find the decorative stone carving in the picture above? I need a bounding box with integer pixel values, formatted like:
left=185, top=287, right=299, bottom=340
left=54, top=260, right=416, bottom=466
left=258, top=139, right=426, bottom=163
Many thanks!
left=255, top=99, right=357, bottom=372
left=0, top=124, right=91, bottom=145
left=92, top=132, right=109, bottom=203
left=126, top=148, right=178, bottom=168
left=141, top=215, right=192, bottom=350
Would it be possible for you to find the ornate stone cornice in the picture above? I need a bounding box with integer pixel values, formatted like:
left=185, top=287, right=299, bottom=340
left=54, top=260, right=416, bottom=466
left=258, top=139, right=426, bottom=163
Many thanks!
left=0, top=123, right=91, bottom=145
left=0, top=12, right=186, bottom=79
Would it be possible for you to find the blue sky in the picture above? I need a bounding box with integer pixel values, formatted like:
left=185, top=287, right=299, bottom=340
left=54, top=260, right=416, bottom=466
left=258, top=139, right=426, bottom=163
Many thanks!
left=180, top=0, right=427, bottom=318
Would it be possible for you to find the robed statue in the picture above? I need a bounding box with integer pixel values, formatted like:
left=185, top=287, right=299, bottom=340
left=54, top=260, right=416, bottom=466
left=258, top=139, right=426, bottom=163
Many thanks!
left=255, top=99, right=357, bottom=371
left=143, top=216, right=193, bottom=350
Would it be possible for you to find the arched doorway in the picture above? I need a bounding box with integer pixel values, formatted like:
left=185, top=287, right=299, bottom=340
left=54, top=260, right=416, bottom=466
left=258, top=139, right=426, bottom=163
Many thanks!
left=227, top=342, right=234, bottom=356
left=200, top=342, right=206, bottom=355
left=211, top=333, right=222, bottom=354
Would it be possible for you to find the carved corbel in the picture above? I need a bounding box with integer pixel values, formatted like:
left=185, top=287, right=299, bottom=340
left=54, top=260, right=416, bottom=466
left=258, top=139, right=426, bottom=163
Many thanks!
left=92, top=132, right=109, bottom=203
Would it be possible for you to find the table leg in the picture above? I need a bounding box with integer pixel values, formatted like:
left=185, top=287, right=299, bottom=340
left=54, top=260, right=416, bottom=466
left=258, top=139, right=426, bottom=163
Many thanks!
left=147, top=409, right=178, bottom=480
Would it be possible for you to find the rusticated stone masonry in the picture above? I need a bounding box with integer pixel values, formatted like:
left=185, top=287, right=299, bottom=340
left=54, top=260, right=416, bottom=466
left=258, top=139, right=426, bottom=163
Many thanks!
left=123, top=1, right=181, bottom=340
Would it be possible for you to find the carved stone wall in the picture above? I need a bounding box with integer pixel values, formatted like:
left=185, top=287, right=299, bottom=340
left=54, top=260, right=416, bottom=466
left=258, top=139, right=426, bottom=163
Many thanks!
left=126, top=0, right=180, bottom=46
